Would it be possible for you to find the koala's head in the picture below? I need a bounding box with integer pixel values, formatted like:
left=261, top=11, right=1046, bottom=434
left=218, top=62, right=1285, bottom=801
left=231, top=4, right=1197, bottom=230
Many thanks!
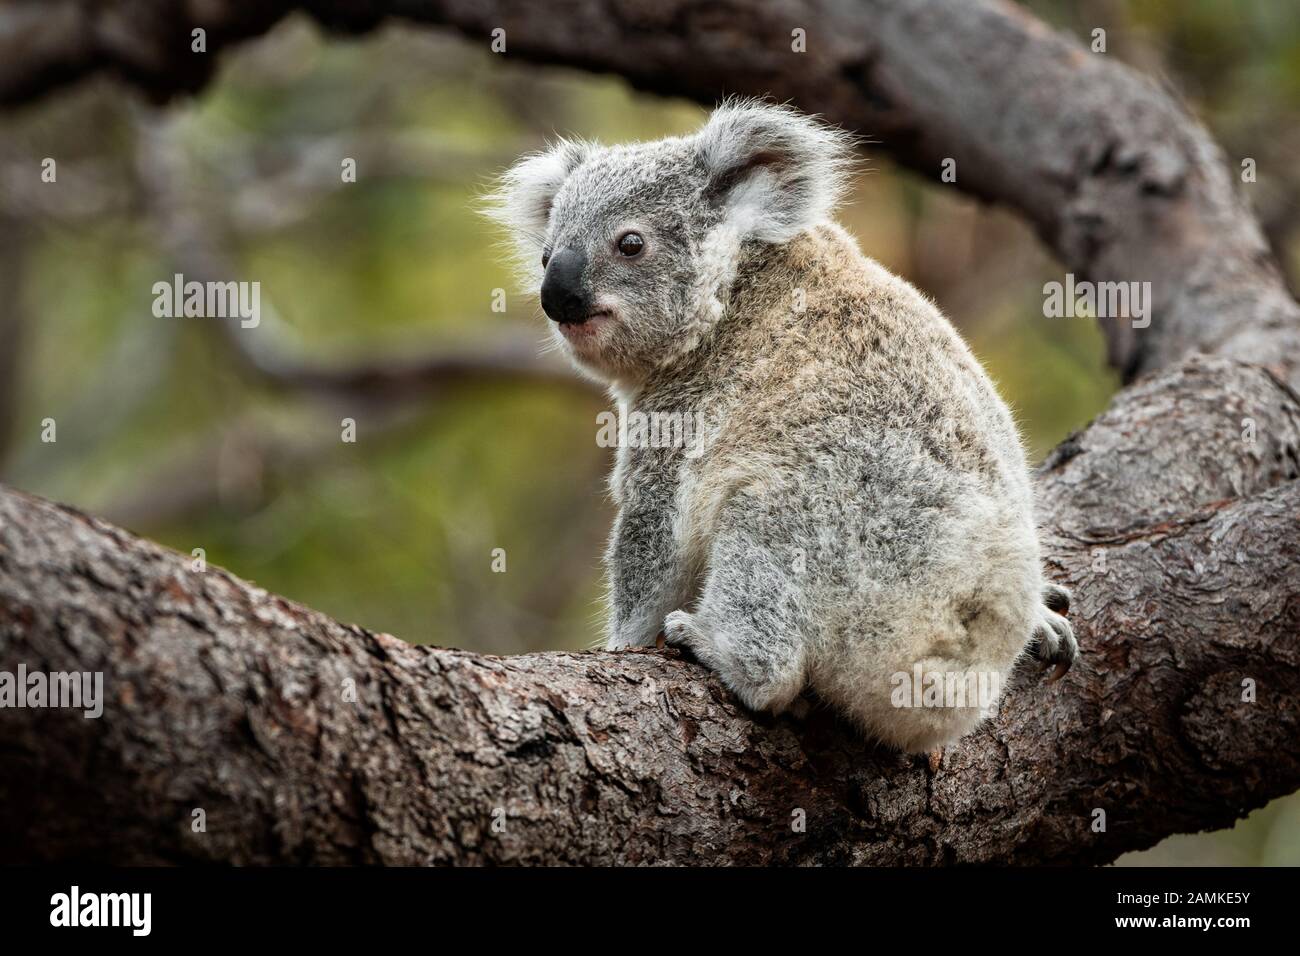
left=487, top=100, right=856, bottom=383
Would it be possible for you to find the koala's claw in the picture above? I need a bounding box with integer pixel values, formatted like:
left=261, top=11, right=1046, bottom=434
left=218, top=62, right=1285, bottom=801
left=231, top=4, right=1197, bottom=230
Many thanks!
left=1030, top=602, right=1077, bottom=683
left=1042, top=582, right=1071, bottom=616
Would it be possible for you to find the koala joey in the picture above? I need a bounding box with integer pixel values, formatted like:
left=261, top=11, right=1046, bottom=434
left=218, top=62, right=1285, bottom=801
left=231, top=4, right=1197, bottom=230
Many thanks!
left=489, top=100, right=1077, bottom=753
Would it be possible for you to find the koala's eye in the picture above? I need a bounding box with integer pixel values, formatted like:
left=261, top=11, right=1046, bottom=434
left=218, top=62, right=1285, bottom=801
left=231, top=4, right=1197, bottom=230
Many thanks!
left=541, top=248, right=551, bottom=268
left=616, top=232, right=645, bottom=258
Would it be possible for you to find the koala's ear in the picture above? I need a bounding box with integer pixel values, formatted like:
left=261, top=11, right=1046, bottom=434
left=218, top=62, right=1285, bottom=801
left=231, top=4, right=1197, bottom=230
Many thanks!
left=484, top=138, right=592, bottom=265
left=696, top=100, right=857, bottom=243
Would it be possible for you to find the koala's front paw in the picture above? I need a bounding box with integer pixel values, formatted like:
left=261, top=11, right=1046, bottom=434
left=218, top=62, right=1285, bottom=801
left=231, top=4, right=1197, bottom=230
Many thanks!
left=662, top=610, right=706, bottom=659
left=1030, top=600, right=1077, bottom=682
left=606, top=611, right=668, bottom=650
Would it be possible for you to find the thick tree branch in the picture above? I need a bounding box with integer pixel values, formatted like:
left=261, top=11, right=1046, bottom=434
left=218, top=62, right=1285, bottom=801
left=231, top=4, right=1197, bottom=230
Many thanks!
left=1, top=434, right=1297, bottom=864
left=1, top=0, right=1299, bottom=864
left=3, top=355, right=1298, bottom=864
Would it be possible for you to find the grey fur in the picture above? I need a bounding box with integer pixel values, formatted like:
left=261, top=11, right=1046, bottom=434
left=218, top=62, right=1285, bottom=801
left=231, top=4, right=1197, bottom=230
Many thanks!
left=489, top=100, right=1076, bottom=752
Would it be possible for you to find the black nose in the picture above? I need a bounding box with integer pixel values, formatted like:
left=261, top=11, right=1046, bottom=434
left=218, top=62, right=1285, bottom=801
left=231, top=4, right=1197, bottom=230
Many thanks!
left=540, top=247, right=591, bottom=325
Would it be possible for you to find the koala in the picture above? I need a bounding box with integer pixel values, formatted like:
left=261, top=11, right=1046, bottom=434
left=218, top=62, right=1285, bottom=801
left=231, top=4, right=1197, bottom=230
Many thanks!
left=489, top=100, right=1077, bottom=753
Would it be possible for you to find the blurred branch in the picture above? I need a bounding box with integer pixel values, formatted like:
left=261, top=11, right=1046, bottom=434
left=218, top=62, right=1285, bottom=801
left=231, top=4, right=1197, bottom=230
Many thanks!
left=0, top=158, right=138, bottom=220
left=227, top=131, right=524, bottom=235
left=0, top=217, right=26, bottom=470
left=130, top=109, right=591, bottom=402
left=3, top=0, right=1298, bottom=387
left=0, top=0, right=288, bottom=107
left=98, top=405, right=421, bottom=530
left=219, top=327, right=586, bottom=402
left=88, top=114, right=594, bottom=543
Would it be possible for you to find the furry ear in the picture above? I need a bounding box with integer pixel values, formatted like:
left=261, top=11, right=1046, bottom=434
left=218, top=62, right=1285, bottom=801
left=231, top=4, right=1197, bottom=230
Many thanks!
left=696, top=99, right=857, bottom=243
left=483, top=138, right=593, bottom=273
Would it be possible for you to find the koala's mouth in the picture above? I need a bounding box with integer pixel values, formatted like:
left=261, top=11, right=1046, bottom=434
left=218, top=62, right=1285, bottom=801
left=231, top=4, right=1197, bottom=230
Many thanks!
left=558, top=310, right=614, bottom=340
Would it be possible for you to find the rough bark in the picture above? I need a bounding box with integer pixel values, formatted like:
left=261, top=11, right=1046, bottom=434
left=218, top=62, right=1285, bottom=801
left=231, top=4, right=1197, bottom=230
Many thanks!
left=1, top=396, right=1298, bottom=865
left=1, top=0, right=1299, bottom=864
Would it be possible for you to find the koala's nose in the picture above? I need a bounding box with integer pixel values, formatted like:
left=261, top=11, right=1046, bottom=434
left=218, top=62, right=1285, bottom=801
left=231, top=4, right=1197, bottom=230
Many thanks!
left=540, top=247, right=591, bottom=325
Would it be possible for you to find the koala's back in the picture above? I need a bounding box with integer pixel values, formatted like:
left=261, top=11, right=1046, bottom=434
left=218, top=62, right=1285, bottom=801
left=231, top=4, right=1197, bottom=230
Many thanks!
left=662, top=224, right=1041, bottom=750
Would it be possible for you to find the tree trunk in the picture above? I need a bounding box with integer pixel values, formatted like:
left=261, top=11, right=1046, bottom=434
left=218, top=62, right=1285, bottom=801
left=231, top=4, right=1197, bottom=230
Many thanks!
left=2, top=0, right=1299, bottom=864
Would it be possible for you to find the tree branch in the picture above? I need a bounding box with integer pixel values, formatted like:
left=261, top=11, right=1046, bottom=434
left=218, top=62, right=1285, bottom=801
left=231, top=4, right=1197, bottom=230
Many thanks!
left=1, top=440, right=1297, bottom=864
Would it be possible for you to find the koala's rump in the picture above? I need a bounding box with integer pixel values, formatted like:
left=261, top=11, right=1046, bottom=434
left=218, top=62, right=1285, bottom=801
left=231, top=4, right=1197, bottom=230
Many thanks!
left=682, top=357, right=1038, bottom=750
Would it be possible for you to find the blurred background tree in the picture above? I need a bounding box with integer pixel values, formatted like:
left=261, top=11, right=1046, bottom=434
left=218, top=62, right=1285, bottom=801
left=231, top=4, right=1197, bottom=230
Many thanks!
left=0, top=0, right=1295, bottom=862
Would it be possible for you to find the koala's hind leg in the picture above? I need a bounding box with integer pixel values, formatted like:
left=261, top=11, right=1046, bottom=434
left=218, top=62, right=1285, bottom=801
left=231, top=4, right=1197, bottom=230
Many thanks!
left=1030, top=583, right=1077, bottom=681
left=1042, top=582, right=1071, bottom=616
left=664, top=608, right=807, bottom=715
left=662, top=533, right=808, bottom=715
